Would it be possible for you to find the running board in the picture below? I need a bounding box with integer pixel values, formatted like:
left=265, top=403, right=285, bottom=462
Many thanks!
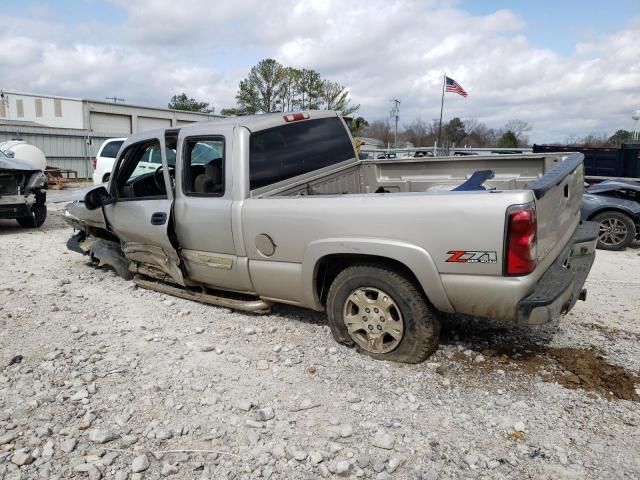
left=134, top=276, right=273, bottom=313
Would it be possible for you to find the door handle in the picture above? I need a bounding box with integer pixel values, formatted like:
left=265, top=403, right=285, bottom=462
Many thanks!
left=150, top=212, right=167, bottom=225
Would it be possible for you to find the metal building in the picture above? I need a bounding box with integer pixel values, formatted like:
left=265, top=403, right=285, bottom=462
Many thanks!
left=0, top=90, right=219, bottom=177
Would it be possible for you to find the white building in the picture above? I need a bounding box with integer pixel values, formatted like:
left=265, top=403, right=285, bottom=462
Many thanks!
left=0, top=90, right=218, bottom=135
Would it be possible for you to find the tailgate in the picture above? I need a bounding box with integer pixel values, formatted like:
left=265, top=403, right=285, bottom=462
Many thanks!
left=527, top=153, right=584, bottom=263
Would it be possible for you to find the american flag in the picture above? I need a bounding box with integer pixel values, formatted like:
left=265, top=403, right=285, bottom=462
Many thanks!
left=445, top=76, right=468, bottom=97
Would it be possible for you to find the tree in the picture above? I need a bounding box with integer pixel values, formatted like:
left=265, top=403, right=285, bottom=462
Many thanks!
left=403, top=118, right=435, bottom=147
left=234, top=58, right=359, bottom=116
left=364, top=119, right=394, bottom=147
left=442, top=117, right=466, bottom=145
left=236, top=58, right=287, bottom=114
left=219, top=107, right=244, bottom=117
left=168, top=93, right=212, bottom=113
left=497, top=130, right=518, bottom=148
left=348, top=117, right=369, bottom=136
left=608, top=129, right=632, bottom=147
left=504, top=119, right=531, bottom=146
left=320, top=80, right=359, bottom=116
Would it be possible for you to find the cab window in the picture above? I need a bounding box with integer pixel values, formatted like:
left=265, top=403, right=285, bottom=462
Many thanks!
left=183, top=137, right=224, bottom=196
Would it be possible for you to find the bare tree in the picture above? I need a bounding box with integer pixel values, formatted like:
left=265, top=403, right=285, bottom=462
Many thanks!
left=403, top=118, right=434, bottom=147
left=364, top=119, right=394, bottom=147
left=504, top=119, right=532, bottom=146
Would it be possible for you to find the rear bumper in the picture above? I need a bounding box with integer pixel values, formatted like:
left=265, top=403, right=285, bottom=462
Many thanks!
left=516, top=221, right=599, bottom=325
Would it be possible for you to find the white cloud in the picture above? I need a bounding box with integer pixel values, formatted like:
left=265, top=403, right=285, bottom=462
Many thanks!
left=0, top=1, right=638, bottom=142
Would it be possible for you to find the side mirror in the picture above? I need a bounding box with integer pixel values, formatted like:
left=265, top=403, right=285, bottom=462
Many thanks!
left=84, top=186, right=112, bottom=210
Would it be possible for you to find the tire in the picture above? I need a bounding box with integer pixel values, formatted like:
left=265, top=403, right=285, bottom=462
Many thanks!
left=16, top=199, right=47, bottom=228
left=326, top=264, right=440, bottom=364
left=593, top=211, right=636, bottom=251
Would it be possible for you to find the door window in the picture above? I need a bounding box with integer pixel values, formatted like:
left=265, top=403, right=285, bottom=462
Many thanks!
left=115, top=140, right=168, bottom=200
left=183, top=137, right=225, bottom=196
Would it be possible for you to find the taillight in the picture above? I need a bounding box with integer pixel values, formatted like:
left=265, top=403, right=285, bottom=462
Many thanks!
left=505, top=206, right=537, bottom=276
left=92, top=158, right=97, bottom=170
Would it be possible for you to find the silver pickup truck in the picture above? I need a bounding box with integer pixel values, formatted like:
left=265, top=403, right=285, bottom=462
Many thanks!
left=63, top=110, right=599, bottom=363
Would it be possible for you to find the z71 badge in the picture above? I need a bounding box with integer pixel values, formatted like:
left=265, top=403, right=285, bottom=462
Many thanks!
left=446, top=250, right=497, bottom=264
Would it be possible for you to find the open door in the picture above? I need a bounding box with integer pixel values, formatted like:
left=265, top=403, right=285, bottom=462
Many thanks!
left=103, top=132, right=185, bottom=285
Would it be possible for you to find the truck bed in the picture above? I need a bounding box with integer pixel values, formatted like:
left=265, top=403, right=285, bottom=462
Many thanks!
left=252, top=153, right=569, bottom=197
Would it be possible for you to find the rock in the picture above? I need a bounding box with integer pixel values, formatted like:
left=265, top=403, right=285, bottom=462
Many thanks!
left=340, top=424, right=353, bottom=437
left=513, top=421, right=526, bottom=433
left=194, top=327, right=205, bottom=334
left=254, top=407, right=275, bottom=421
left=75, top=463, right=103, bottom=480
left=473, top=354, right=485, bottom=363
left=70, top=325, right=80, bottom=333
left=310, top=451, right=324, bottom=464
left=161, top=463, right=179, bottom=476
left=292, top=449, right=307, bottom=461
left=198, top=343, right=216, bottom=352
left=336, top=460, right=351, bottom=475
left=271, top=445, right=285, bottom=459
left=131, top=453, right=150, bottom=473
left=42, top=441, right=55, bottom=459
left=273, top=345, right=282, bottom=353
left=61, top=437, right=78, bottom=453
left=372, top=430, right=395, bottom=450
left=328, top=347, right=338, bottom=354
left=162, top=299, right=175, bottom=307
left=487, top=460, right=501, bottom=469
left=11, top=449, right=34, bottom=466
left=88, top=429, right=118, bottom=444
left=236, top=399, right=253, bottom=411
left=244, top=326, right=256, bottom=335
left=256, top=359, right=269, bottom=370
left=387, top=456, right=403, bottom=473
left=71, top=389, right=89, bottom=401
left=464, top=454, right=479, bottom=467
left=0, top=432, right=18, bottom=445
left=319, top=464, right=331, bottom=478
left=357, top=455, right=370, bottom=468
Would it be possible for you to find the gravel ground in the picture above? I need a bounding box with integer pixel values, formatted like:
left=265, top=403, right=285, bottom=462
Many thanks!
left=0, top=190, right=639, bottom=480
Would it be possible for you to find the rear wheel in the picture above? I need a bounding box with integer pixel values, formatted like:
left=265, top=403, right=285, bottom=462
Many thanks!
left=326, top=264, right=440, bottom=363
left=593, top=211, right=635, bottom=251
left=16, top=197, right=47, bottom=228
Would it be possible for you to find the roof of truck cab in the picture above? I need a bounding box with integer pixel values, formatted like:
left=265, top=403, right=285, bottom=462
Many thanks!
left=121, top=110, right=340, bottom=147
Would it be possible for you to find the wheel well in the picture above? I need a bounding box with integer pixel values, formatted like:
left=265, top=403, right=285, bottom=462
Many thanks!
left=315, top=254, right=425, bottom=307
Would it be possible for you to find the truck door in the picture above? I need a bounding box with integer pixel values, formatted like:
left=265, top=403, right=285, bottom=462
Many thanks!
left=104, top=133, right=185, bottom=285
left=172, top=131, right=253, bottom=292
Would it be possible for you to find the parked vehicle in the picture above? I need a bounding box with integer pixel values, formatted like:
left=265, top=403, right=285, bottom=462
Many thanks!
left=92, top=138, right=126, bottom=184
left=533, top=143, right=640, bottom=181
left=0, top=149, right=48, bottom=227
left=581, top=179, right=640, bottom=250
left=63, top=111, right=598, bottom=363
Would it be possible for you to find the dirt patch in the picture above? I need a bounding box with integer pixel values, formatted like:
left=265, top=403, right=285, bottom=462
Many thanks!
left=453, top=346, right=640, bottom=402
left=546, top=347, right=640, bottom=401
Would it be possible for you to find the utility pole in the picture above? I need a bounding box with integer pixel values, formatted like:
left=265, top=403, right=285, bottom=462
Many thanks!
left=390, top=99, right=400, bottom=148
left=105, top=96, right=126, bottom=103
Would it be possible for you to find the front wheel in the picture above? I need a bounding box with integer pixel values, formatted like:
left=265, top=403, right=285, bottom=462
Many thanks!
left=593, top=211, right=636, bottom=251
left=326, top=264, right=440, bottom=364
left=17, top=198, right=47, bottom=228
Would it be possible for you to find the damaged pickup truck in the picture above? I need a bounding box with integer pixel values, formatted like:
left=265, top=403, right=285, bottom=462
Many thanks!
left=63, top=110, right=599, bottom=363
left=0, top=149, right=47, bottom=227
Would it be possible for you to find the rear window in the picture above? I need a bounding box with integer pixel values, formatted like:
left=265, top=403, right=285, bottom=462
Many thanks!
left=249, top=117, right=355, bottom=190
left=100, top=140, right=124, bottom=158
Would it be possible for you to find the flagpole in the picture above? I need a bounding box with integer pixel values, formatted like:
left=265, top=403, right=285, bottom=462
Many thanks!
left=437, top=73, right=446, bottom=154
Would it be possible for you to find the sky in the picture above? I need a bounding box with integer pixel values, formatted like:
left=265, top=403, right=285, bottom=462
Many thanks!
left=1, top=0, right=638, bottom=143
